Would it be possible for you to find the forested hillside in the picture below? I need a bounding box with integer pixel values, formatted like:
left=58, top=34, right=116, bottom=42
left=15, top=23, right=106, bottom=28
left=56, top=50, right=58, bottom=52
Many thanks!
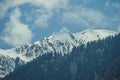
left=3, top=33, right=120, bottom=80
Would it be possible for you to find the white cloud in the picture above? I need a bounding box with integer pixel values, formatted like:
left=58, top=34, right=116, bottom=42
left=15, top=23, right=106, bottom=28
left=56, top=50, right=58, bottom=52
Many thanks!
left=0, top=0, right=68, bottom=28
left=62, top=7, right=109, bottom=28
left=0, top=0, right=68, bottom=18
left=105, top=0, right=110, bottom=7
left=1, top=8, right=33, bottom=47
left=111, top=13, right=120, bottom=22
left=35, top=12, right=53, bottom=28
left=105, top=0, right=120, bottom=9
left=112, top=3, right=120, bottom=9
left=0, top=0, right=28, bottom=18
left=104, top=0, right=120, bottom=29
left=30, top=0, right=68, bottom=9
left=83, top=0, right=95, bottom=5
left=117, top=26, right=120, bottom=32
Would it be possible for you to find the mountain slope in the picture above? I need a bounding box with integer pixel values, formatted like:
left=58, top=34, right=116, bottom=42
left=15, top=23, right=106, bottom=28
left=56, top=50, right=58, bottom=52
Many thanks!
left=74, top=29, right=116, bottom=43
left=0, top=29, right=117, bottom=78
left=3, top=32, right=120, bottom=80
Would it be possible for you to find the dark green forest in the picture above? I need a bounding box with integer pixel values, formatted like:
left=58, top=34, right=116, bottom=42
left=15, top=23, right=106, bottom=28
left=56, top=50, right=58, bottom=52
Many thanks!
left=2, top=33, right=120, bottom=80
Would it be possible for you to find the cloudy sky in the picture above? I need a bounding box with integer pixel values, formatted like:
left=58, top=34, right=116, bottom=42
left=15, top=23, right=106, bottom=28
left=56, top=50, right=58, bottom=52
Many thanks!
left=0, top=0, right=120, bottom=49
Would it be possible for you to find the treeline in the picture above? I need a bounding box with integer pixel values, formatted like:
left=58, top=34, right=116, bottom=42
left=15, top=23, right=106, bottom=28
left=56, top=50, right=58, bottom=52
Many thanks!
left=2, top=34, right=120, bottom=80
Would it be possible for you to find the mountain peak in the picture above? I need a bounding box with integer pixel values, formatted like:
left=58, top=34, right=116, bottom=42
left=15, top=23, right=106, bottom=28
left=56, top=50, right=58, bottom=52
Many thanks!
left=0, top=29, right=118, bottom=78
left=44, top=28, right=74, bottom=43
left=58, top=27, right=70, bottom=34
left=73, top=29, right=117, bottom=44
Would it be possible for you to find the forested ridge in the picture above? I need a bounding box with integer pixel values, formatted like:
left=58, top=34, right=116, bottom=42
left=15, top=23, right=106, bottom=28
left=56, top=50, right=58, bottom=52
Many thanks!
left=3, top=33, right=120, bottom=80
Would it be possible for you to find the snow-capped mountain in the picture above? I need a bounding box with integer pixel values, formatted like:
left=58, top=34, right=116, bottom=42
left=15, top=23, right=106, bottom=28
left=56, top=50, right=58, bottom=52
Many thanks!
left=0, top=29, right=117, bottom=78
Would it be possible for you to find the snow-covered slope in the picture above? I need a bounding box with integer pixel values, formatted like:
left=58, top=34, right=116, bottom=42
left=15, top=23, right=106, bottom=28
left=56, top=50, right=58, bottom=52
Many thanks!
left=0, top=49, right=25, bottom=78
left=74, top=29, right=117, bottom=43
left=0, top=29, right=117, bottom=78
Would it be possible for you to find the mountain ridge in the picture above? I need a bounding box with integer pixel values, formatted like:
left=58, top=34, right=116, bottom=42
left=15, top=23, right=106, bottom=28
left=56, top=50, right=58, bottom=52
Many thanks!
left=0, top=29, right=118, bottom=78
left=3, top=31, right=120, bottom=80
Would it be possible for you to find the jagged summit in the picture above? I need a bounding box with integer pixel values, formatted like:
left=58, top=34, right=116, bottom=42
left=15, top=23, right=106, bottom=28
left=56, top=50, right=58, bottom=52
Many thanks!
left=0, top=29, right=117, bottom=78
left=0, top=29, right=117, bottom=60
left=2, top=29, right=117, bottom=60
left=41, top=27, right=74, bottom=42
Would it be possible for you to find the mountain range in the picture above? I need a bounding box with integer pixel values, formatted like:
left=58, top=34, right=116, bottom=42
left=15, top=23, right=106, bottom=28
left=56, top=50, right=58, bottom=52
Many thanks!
left=0, top=29, right=117, bottom=78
